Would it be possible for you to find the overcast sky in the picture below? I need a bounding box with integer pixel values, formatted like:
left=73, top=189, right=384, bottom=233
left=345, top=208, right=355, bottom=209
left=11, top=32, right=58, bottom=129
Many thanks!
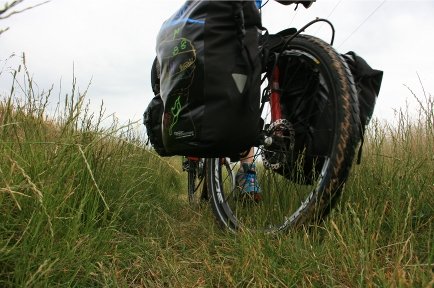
left=1, top=0, right=433, bottom=125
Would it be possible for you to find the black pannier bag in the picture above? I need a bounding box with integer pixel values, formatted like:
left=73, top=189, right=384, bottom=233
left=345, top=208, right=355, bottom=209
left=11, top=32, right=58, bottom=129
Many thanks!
left=342, top=51, right=383, bottom=163
left=154, top=0, right=263, bottom=157
left=144, top=58, right=170, bottom=156
left=343, top=51, right=383, bottom=134
left=270, top=50, right=332, bottom=184
left=144, top=94, right=169, bottom=156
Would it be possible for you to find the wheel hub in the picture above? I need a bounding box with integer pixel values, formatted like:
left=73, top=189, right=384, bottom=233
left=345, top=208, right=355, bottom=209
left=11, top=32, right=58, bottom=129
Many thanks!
left=261, top=119, right=295, bottom=170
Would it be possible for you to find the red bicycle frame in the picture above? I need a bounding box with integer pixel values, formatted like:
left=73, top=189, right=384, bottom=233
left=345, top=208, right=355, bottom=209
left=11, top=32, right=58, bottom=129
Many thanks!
left=270, top=65, right=283, bottom=122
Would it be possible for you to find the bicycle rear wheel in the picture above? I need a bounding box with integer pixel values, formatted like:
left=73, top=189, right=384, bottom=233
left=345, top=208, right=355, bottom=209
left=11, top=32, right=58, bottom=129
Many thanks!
left=207, top=35, right=360, bottom=233
left=184, top=158, right=208, bottom=206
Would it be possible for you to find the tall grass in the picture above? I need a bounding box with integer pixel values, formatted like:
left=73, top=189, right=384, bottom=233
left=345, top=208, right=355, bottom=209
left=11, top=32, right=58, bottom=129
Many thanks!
left=0, top=59, right=432, bottom=287
left=0, top=59, right=183, bottom=286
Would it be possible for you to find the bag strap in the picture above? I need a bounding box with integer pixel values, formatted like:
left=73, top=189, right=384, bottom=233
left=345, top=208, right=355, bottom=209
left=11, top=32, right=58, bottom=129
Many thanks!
left=233, top=1, right=254, bottom=71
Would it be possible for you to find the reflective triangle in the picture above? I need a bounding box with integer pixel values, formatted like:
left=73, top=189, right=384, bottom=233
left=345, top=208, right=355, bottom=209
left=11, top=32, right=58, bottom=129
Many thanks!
left=232, top=73, right=247, bottom=94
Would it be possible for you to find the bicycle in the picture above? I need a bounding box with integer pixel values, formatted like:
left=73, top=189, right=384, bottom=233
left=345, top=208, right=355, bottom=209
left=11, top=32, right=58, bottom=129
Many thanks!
left=154, top=18, right=361, bottom=233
